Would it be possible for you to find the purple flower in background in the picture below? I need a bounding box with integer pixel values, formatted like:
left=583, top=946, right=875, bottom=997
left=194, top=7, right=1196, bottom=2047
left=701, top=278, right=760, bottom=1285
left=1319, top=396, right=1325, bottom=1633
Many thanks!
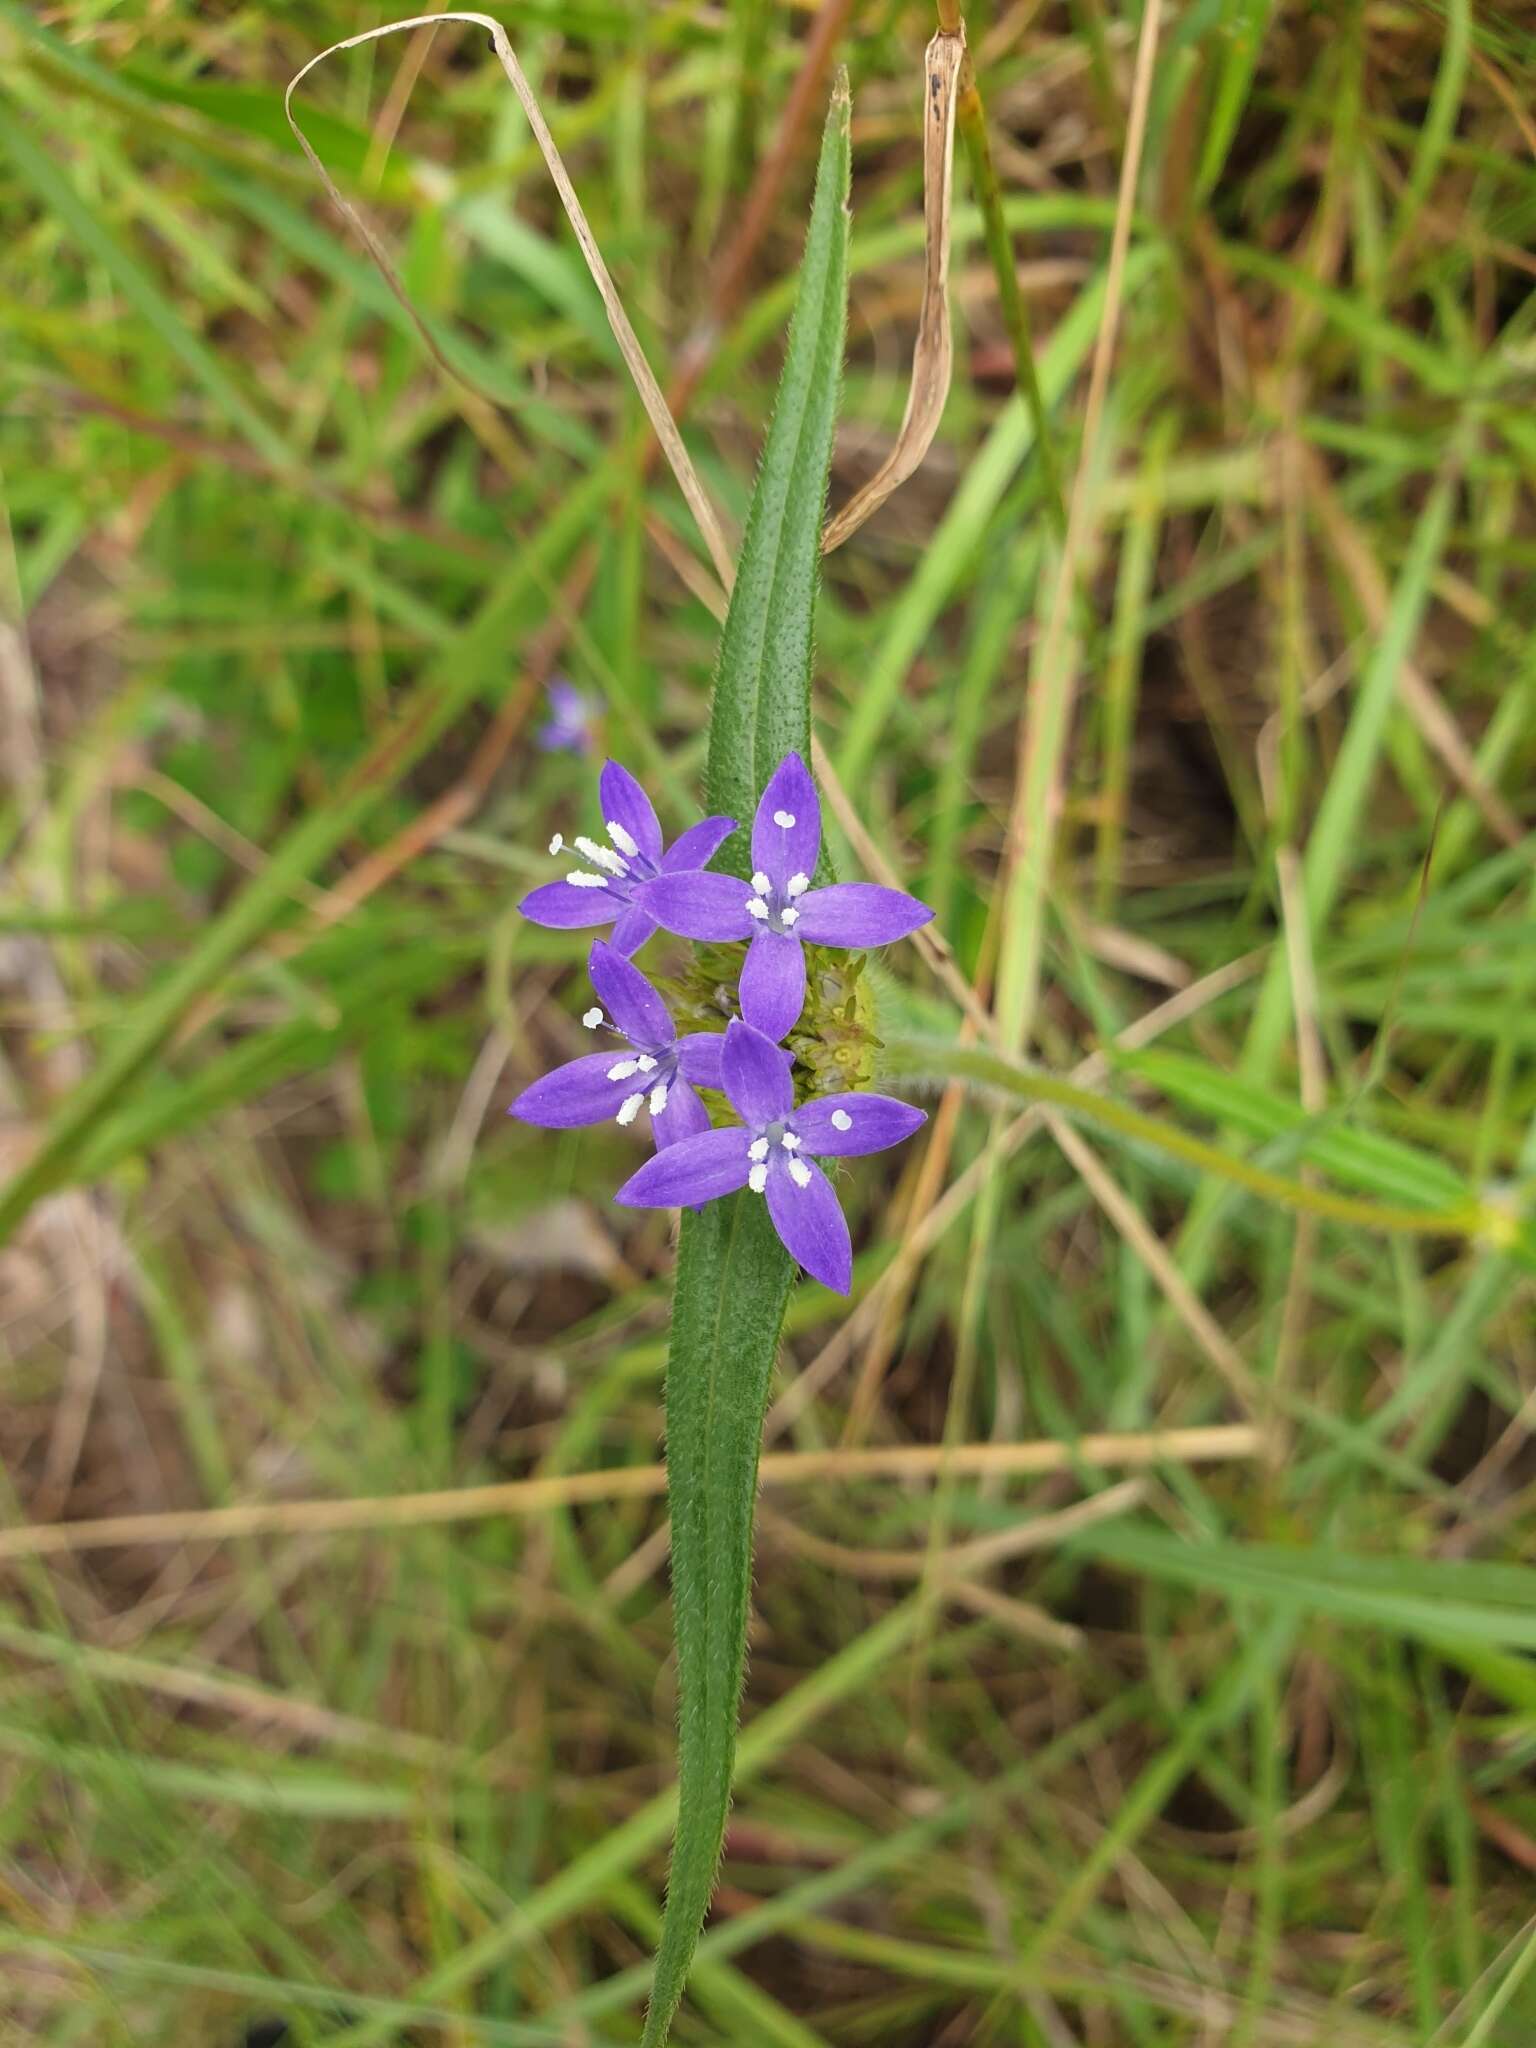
left=520, top=760, right=737, bottom=957
left=615, top=1020, right=925, bottom=1293
left=638, top=752, right=933, bottom=1040
left=508, top=942, right=727, bottom=1151
left=535, top=677, right=596, bottom=755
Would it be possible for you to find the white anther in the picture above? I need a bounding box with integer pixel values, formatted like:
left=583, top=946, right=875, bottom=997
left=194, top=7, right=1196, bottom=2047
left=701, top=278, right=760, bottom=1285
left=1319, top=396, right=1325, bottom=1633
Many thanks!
left=616, top=1093, right=645, bottom=1126
left=773, top=809, right=796, bottom=829
left=636, top=1055, right=658, bottom=1073
left=566, top=870, right=609, bottom=889
left=786, top=873, right=810, bottom=897
left=747, top=1136, right=769, bottom=1163
left=575, top=835, right=626, bottom=876
left=607, top=1060, right=640, bottom=1081
left=606, top=819, right=640, bottom=859
left=745, top=897, right=770, bottom=921
left=751, top=871, right=772, bottom=896
left=582, top=1006, right=604, bottom=1029
left=787, top=1157, right=812, bottom=1189
left=549, top=833, right=565, bottom=856
left=780, top=1132, right=800, bottom=1150
left=831, top=1109, right=852, bottom=1131
left=648, top=1082, right=669, bottom=1116
left=748, top=1163, right=768, bottom=1194
left=780, top=907, right=799, bottom=927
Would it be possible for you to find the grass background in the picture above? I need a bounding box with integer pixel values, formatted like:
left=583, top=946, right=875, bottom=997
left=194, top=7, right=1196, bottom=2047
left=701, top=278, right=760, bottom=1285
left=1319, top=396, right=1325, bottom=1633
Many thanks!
left=3, top=1, right=1536, bottom=2041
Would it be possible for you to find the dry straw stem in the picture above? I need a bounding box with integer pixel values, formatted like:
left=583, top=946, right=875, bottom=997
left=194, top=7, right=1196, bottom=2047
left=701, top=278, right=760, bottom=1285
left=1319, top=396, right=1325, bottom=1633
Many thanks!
left=0, top=1427, right=1262, bottom=1562
left=993, top=0, right=1163, bottom=1055
left=822, top=26, right=964, bottom=553
left=284, top=13, right=737, bottom=591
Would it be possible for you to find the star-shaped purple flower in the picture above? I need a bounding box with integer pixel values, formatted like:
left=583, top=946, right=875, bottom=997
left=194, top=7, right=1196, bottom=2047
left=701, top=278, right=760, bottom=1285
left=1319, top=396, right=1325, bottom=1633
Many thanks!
left=636, top=752, right=933, bottom=1040
left=535, top=677, right=596, bottom=755
left=508, top=941, right=726, bottom=1151
left=519, top=760, right=737, bottom=958
left=615, top=1020, right=926, bottom=1294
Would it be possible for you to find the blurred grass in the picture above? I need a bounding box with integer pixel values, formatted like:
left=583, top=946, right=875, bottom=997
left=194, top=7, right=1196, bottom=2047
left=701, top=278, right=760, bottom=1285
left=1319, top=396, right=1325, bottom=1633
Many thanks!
left=2, top=2, right=1536, bottom=2044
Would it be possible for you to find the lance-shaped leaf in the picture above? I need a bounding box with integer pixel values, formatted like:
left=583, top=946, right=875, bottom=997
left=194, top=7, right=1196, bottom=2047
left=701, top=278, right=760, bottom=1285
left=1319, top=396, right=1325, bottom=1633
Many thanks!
left=642, top=76, right=851, bottom=2048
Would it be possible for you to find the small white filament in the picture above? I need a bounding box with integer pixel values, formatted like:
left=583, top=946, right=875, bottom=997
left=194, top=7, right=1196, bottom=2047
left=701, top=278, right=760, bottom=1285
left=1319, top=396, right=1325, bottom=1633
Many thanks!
left=566, top=870, right=609, bottom=889
left=745, top=898, right=770, bottom=921
left=548, top=833, right=565, bottom=856
left=748, top=1163, right=768, bottom=1194
left=751, top=871, right=771, bottom=896
left=607, top=1059, right=640, bottom=1081
left=606, top=819, right=640, bottom=859
left=780, top=1132, right=800, bottom=1150
left=772, top=809, right=796, bottom=829
left=575, top=835, right=626, bottom=876
left=831, top=1109, right=852, bottom=1131
left=780, top=907, right=799, bottom=927
left=787, top=1157, right=812, bottom=1189
left=786, top=873, right=810, bottom=897
left=616, top=1093, right=645, bottom=1126
left=648, top=1083, right=669, bottom=1116
left=747, top=1136, right=769, bottom=1162
left=636, top=1055, right=658, bottom=1073
left=581, top=1006, right=604, bottom=1029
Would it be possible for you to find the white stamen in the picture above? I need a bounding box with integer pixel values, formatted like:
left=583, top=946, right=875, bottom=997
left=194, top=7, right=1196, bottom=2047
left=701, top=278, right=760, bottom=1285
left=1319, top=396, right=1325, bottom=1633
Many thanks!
left=549, top=833, right=565, bottom=856
left=616, top=1093, right=645, bottom=1126
left=751, top=871, right=772, bottom=896
left=606, top=819, right=640, bottom=859
left=748, top=1163, right=768, bottom=1194
left=747, top=1137, right=769, bottom=1162
left=636, top=1055, right=658, bottom=1073
left=745, top=897, right=770, bottom=921
left=831, top=1109, right=853, bottom=1131
left=780, top=907, right=799, bottom=927
left=773, top=809, right=796, bottom=829
left=787, top=1157, right=812, bottom=1189
left=786, top=873, right=810, bottom=897
left=575, top=835, right=626, bottom=876
left=582, top=1006, right=604, bottom=1029
left=648, top=1082, right=669, bottom=1116
left=566, top=870, right=609, bottom=889
left=780, top=1132, right=800, bottom=1150
left=607, top=1060, right=640, bottom=1081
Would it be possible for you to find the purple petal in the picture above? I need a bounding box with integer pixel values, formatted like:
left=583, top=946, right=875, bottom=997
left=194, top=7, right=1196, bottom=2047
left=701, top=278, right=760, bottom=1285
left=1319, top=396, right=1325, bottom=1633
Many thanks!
left=662, top=816, right=738, bottom=873
left=599, top=760, right=663, bottom=867
left=652, top=1077, right=711, bottom=1151
left=616, top=1126, right=752, bottom=1208
left=520, top=878, right=619, bottom=930
left=607, top=902, right=656, bottom=957
left=739, top=927, right=806, bottom=1043
left=721, top=1018, right=794, bottom=1127
left=588, top=941, right=672, bottom=1049
left=638, top=870, right=755, bottom=942
left=751, top=752, right=820, bottom=890
left=764, top=1159, right=851, bottom=1294
left=794, top=1092, right=926, bottom=1159
left=676, top=1033, right=726, bottom=1092
left=792, top=882, right=934, bottom=949
left=508, top=1051, right=629, bottom=1128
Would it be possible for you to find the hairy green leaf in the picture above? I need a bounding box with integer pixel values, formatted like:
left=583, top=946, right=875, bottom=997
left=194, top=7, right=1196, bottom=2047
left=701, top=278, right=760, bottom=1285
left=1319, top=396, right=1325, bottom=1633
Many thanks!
left=642, top=77, right=850, bottom=2048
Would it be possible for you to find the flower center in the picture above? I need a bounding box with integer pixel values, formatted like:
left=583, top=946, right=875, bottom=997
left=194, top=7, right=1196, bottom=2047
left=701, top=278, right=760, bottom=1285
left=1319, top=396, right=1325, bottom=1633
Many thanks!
left=743, top=869, right=810, bottom=936
left=552, top=820, right=657, bottom=897
left=745, top=1119, right=809, bottom=1193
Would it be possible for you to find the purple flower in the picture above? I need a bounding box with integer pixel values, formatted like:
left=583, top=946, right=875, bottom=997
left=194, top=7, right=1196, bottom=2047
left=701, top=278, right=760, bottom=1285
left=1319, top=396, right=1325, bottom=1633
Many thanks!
left=615, top=1020, right=925, bottom=1294
left=519, top=760, right=737, bottom=958
left=535, top=677, right=596, bottom=755
left=636, top=752, right=933, bottom=1040
left=508, top=942, right=727, bottom=1152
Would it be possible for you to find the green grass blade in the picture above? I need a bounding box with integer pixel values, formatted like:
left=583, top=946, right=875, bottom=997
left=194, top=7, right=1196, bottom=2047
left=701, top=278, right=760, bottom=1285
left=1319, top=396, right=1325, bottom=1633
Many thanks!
left=642, top=76, right=850, bottom=2048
